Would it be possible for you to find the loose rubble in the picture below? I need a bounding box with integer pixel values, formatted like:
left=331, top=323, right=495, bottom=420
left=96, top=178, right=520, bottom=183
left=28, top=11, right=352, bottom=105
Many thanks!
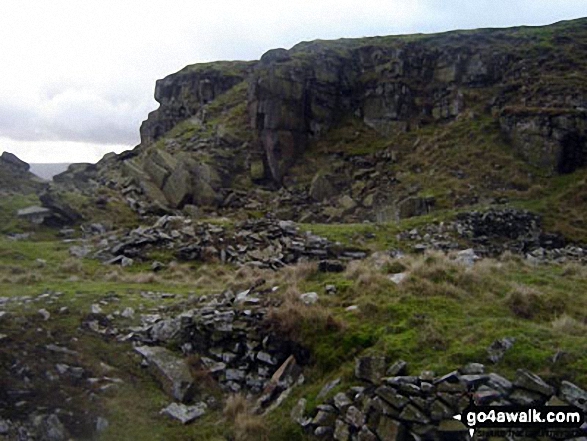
left=81, top=216, right=367, bottom=269
left=398, top=208, right=587, bottom=263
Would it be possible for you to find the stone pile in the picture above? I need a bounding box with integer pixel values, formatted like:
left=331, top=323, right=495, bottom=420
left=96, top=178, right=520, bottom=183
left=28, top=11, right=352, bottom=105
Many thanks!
left=83, top=284, right=307, bottom=419
left=398, top=208, right=587, bottom=262
left=128, top=287, right=306, bottom=397
left=91, top=215, right=366, bottom=269
left=295, top=356, right=587, bottom=441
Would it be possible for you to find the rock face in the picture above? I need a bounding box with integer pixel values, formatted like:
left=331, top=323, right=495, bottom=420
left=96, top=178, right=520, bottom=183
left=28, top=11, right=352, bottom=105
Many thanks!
left=500, top=107, right=587, bottom=174
left=140, top=61, right=255, bottom=145
left=49, top=19, right=587, bottom=220
left=0, top=151, right=44, bottom=193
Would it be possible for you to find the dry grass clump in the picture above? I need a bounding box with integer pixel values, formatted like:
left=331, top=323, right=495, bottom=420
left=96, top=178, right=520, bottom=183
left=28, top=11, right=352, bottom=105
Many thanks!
left=344, top=259, right=391, bottom=291
left=124, top=272, right=159, bottom=284
left=561, top=262, right=587, bottom=278
left=399, top=251, right=482, bottom=298
left=266, top=285, right=343, bottom=340
left=279, top=261, right=318, bottom=285
left=59, top=258, right=83, bottom=274
left=551, top=314, right=587, bottom=336
left=223, top=395, right=268, bottom=441
left=6, top=270, right=42, bottom=284
left=504, top=284, right=544, bottom=319
left=103, top=270, right=122, bottom=282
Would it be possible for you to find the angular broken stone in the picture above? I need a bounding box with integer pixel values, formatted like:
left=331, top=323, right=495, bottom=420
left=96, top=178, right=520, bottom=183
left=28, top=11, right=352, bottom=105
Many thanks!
left=334, top=418, right=350, bottom=441
left=291, top=398, right=310, bottom=426
left=160, top=402, right=206, bottom=424
left=317, top=377, right=341, bottom=400
left=399, top=404, right=429, bottom=424
left=355, top=356, right=386, bottom=384
left=345, top=406, right=366, bottom=428
left=135, top=346, right=195, bottom=403
left=333, top=392, right=352, bottom=411
left=375, top=386, right=409, bottom=409
left=559, top=381, right=587, bottom=411
left=376, top=416, right=405, bottom=441
left=300, top=292, right=319, bottom=305
left=386, top=360, right=407, bottom=376
left=150, top=318, right=180, bottom=342
left=487, top=336, right=515, bottom=363
left=513, top=369, right=554, bottom=396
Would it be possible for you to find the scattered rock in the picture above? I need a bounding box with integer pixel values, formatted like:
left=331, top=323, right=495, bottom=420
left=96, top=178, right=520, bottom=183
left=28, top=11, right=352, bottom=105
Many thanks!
left=487, top=336, right=515, bottom=363
left=160, top=402, right=207, bottom=424
left=300, top=292, right=319, bottom=305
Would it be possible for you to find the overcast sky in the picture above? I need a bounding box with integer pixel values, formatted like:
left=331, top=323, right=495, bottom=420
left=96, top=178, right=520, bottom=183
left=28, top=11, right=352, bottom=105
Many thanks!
left=1, top=1, right=586, bottom=164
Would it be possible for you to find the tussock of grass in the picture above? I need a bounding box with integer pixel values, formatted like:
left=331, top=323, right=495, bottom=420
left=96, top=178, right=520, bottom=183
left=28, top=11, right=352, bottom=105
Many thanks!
left=551, top=314, right=587, bottom=336
left=223, top=395, right=268, bottom=441
left=267, top=285, right=343, bottom=341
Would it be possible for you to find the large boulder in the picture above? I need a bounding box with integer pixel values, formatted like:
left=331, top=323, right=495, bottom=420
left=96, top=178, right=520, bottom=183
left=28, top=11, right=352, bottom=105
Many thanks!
left=309, top=172, right=338, bottom=202
left=135, top=346, right=196, bottom=403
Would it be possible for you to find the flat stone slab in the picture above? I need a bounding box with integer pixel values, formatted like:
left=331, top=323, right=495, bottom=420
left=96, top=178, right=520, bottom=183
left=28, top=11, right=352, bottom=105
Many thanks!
left=160, top=402, right=206, bottom=424
left=135, top=346, right=195, bottom=403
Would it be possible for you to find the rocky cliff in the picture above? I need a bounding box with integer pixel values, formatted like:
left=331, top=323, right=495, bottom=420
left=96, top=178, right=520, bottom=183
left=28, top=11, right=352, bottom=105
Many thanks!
left=0, top=152, right=45, bottom=194
left=55, top=18, right=587, bottom=228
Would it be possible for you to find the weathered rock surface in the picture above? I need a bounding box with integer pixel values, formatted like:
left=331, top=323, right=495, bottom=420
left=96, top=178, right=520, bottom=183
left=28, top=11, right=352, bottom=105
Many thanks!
left=135, top=346, right=196, bottom=403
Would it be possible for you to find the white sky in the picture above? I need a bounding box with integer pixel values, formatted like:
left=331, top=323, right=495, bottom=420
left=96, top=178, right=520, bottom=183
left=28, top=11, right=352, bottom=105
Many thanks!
left=1, top=0, right=586, bottom=163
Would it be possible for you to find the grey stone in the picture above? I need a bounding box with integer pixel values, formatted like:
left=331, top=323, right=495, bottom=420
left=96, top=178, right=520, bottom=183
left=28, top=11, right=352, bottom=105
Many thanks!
left=160, top=402, right=206, bottom=424
left=317, top=377, right=341, bottom=399
left=355, top=356, right=386, bottom=384
left=376, top=416, right=405, bottom=441
left=121, top=307, right=135, bottom=318
left=375, top=386, right=409, bottom=409
left=225, top=369, right=246, bottom=382
left=257, top=351, right=277, bottom=365
left=17, top=206, right=51, bottom=224
left=96, top=417, right=109, bottom=433
left=300, top=292, right=319, bottom=305
left=38, top=309, right=50, bottom=321
left=345, top=406, right=366, bottom=428
left=0, top=419, right=9, bottom=435
left=513, top=369, right=554, bottom=396
left=333, top=392, right=352, bottom=411
left=386, top=360, right=407, bottom=376
left=399, top=404, right=429, bottom=424
left=334, top=418, right=350, bottom=441
left=461, top=362, right=485, bottom=374
left=487, top=336, right=515, bottom=363
left=357, top=425, right=378, bottom=441
left=150, top=318, right=180, bottom=342
left=291, top=398, right=310, bottom=425
left=559, top=381, right=587, bottom=411
left=312, top=410, right=337, bottom=426
left=36, top=414, right=67, bottom=441
left=389, top=272, right=408, bottom=284
left=455, top=248, right=479, bottom=267
left=135, top=346, right=195, bottom=402
left=509, top=388, right=545, bottom=405
left=91, top=304, right=103, bottom=314
left=309, top=172, right=337, bottom=201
